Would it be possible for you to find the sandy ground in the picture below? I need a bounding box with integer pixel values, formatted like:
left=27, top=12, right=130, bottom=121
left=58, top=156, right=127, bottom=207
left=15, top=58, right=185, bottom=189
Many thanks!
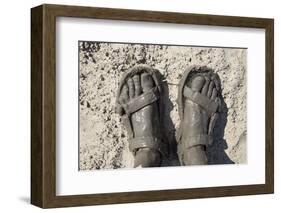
left=79, top=42, right=247, bottom=170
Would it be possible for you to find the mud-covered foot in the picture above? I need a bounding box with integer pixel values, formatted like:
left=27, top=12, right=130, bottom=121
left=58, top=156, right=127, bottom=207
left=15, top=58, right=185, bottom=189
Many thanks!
left=117, top=67, right=163, bottom=167
left=178, top=68, right=221, bottom=165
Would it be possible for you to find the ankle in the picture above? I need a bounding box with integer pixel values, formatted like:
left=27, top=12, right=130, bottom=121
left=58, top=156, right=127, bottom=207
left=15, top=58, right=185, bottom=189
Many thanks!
left=134, top=148, right=161, bottom=167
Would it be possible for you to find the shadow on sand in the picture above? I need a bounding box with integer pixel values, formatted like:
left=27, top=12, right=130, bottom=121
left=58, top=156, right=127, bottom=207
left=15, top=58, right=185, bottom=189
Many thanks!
left=206, top=95, right=234, bottom=164
left=155, top=71, right=181, bottom=167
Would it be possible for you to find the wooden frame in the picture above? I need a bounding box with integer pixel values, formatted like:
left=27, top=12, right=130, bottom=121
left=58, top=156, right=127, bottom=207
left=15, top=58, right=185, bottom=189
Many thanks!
left=31, top=4, right=274, bottom=208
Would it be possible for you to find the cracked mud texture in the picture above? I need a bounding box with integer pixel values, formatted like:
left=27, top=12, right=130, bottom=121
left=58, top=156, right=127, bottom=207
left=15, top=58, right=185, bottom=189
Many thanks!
left=79, top=42, right=247, bottom=170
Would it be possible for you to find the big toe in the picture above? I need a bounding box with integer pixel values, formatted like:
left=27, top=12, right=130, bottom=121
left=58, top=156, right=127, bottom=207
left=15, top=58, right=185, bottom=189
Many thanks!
left=141, top=73, right=154, bottom=92
left=191, top=75, right=205, bottom=92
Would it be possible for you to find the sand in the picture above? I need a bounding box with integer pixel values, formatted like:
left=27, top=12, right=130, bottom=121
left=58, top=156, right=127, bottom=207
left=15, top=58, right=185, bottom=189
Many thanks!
left=79, top=42, right=247, bottom=170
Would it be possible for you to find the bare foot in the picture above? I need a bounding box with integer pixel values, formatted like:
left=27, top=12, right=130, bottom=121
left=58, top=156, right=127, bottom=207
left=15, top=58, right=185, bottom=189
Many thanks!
left=178, top=69, right=221, bottom=165
left=118, top=67, right=163, bottom=167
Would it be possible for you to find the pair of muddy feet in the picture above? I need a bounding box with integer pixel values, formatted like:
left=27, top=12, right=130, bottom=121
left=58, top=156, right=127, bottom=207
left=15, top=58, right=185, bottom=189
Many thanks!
left=116, top=65, right=221, bottom=167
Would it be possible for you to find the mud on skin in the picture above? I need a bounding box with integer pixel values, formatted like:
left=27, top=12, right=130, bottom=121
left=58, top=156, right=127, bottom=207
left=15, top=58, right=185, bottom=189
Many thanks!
left=178, top=68, right=221, bottom=165
left=117, top=70, right=162, bottom=167
left=79, top=42, right=247, bottom=170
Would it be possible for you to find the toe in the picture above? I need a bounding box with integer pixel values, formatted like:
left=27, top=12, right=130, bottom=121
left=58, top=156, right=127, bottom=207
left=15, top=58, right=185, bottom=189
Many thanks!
left=212, top=74, right=221, bottom=91
left=119, top=84, right=129, bottom=104
left=133, top=74, right=141, bottom=96
left=127, top=78, right=135, bottom=99
left=211, top=88, right=217, bottom=100
left=141, top=73, right=154, bottom=92
left=207, top=81, right=214, bottom=98
left=201, top=76, right=210, bottom=95
left=191, top=76, right=205, bottom=92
